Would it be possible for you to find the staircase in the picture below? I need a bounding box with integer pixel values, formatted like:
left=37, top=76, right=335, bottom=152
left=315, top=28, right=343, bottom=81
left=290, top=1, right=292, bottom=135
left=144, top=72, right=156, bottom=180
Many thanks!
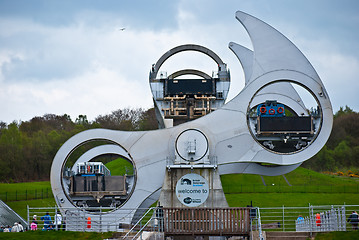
left=112, top=231, right=164, bottom=240
left=0, top=200, right=27, bottom=228
left=112, top=230, right=136, bottom=239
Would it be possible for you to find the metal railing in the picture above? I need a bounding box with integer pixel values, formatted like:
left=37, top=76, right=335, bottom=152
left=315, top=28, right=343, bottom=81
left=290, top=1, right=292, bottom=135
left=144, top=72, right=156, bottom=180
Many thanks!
left=251, top=207, right=264, bottom=240
left=0, top=200, right=28, bottom=229
left=0, top=188, right=51, bottom=202
left=296, top=206, right=346, bottom=232
left=26, top=204, right=359, bottom=237
left=27, top=206, right=142, bottom=232
left=255, top=204, right=359, bottom=234
left=122, top=206, right=163, bottom=240
left=166, top=155, right=218, bottom=168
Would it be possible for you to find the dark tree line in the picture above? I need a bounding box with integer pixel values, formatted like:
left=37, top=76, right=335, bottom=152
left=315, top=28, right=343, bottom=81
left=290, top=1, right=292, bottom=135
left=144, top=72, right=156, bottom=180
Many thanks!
left=0, top=106, right=358, bottom=182
left=302, top=106, right=359, bottom=171
left=0, top=108, right=157, bottom=182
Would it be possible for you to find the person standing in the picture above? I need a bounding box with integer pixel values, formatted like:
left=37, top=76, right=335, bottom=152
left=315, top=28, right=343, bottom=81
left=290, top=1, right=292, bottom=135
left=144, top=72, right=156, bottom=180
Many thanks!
left=315, top=213, right=321, bottom=227
left=347, top=211, right=359, bottom=230
left=17, top=222, right=23, bottom=232
left=31, top=215, right=38, bottom=230
left=11, top=222, right=18, bottom=232
left=54, top=211, right=62, bottom=230
left=297, top=215, right=304, bottom=224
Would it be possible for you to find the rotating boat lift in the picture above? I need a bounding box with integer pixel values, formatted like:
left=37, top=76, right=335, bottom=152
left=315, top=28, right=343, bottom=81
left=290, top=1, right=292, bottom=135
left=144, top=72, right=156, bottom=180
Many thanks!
left=149, top=44, right=231, bottom=128
left=50, top=11, right=333, bottom=230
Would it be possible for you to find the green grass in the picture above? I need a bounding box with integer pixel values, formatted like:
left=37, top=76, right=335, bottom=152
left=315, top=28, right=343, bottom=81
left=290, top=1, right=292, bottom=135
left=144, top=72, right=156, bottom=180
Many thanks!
left=314, top=231, right=359, bottom=240
left=0, top=231, right=113, bottom=240
left=6, top=198, right=56, bottom=220
left=221, top=167, right=359, bottom=193
left=0, top=181, right=52, bottom=202
left=225, top=193, right=359, bottom=207
left=221, top=167, right=359, bottom=187
left=0, top=181, right=51, bottom=192
left=105, top=157, right=134, bottom=176
left=285, top=167, right=359, bottom=185
left=221, top=168, right=359, bottom=207
left=2, top=167, right=359, bottom=221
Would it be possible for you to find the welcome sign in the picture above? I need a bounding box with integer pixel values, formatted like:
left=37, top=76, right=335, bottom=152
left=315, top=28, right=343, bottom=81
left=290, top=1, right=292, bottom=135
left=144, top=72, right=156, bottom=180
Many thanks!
left=175, top=173, right=209, bottom=207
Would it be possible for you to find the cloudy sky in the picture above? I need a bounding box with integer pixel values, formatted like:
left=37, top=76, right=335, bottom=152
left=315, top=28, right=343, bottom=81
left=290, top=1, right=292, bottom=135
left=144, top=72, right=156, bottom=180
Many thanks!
left=0, top=0, right=358, bottom=124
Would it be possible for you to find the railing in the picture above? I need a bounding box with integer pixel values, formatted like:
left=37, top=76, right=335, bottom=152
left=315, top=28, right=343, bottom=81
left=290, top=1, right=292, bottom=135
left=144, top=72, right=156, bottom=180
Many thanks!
left=251, top=207, right=264, bottom=240
left=296, top=205, right=346, bottom=232
left=166, top=155, right=218, bottom=168
left=26, top=204, right=359, bottom=236
left=27, top=206, right=140, bottom=232
left=257, top=204, right=358, bottom=233
left=121, top=206, right=161, bottom=240
left=0, top=188, right=51, bottom=202
left=0, top=200, right=28, bottom=229
left=163, top=207, right=250, bottom=236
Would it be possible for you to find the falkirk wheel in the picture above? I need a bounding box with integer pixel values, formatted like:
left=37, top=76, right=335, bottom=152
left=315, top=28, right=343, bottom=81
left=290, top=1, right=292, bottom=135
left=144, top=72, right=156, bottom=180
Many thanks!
left=50, top=11, right=333, bottom=230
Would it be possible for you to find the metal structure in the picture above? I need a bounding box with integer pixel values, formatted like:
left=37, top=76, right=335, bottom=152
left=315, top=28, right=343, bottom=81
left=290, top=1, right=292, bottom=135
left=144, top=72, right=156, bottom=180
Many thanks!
left=0, top=200, right=27, bottom=229
left=296, top=206, right=346, bottom=232
left=149, top=44, right=231, bottom=128
left=252, top=204, right=349, bottom=234
left=50, top=11, right=333, bottom=230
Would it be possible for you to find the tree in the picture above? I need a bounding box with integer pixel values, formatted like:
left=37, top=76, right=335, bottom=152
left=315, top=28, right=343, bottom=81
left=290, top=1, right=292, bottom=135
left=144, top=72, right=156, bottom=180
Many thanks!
left=328, top=110, right=359, bottom=148
left=302, top=145, right=335, bottom=171
left=138, top=108, right=158, bottom=130
left=95, top=107, right=148, bottom=130
left=75, top=115, right=89, bottom=126
left=305, top=106, right=359, bottom=171
left=0, top=107, right=157, bottom=182
left=334, top=105, right=354, bottom=118
left=0, top=122, right=23, bottom=182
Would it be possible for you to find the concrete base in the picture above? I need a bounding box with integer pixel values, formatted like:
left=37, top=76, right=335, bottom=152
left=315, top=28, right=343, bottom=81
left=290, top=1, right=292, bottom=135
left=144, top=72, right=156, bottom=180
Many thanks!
left=159, top=168, right=228, bottom=208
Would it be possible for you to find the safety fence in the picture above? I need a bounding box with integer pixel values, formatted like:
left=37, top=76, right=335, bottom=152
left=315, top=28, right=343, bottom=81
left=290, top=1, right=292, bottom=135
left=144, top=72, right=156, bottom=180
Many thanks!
left=222, top=184, right=359, bottom=194
left=26, top=204, right=359, bottom=236
left=27, top=206, right=157, bottom=232
left=254, top=204, right=359, bottom=233
left=0, top=188, right=52, bottom=202
left=296, top=206, right=346, bottom=232
left=27, top=206, right=251, bottom=237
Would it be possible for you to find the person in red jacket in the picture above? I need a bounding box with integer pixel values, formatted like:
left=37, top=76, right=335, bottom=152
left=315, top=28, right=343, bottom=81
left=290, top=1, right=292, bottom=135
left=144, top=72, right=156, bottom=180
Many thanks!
left=315, top=213, right=321, bottom=227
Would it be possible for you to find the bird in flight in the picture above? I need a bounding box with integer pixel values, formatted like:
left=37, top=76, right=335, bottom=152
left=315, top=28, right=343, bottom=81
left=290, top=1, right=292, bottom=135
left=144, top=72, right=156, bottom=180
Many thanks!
left=119, top=28, right=126, bottom=31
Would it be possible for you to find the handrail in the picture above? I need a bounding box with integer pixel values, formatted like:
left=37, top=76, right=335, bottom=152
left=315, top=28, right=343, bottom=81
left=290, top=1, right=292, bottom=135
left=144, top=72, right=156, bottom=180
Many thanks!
left=256, top=207, right=264, bottom=240
left=131, top=214, right=157, bottom=240
left=121, top=207, right=157, bottom=240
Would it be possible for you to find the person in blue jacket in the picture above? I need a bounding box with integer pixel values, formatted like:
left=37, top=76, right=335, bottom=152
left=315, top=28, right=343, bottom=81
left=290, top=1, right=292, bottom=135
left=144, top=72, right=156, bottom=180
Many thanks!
left=41, top=212, right=52, bottom=230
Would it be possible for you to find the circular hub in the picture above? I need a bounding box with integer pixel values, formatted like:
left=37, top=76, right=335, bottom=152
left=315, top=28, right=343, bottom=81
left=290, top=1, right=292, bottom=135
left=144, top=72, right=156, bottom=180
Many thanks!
left=175, top=129, right=208, bottom=162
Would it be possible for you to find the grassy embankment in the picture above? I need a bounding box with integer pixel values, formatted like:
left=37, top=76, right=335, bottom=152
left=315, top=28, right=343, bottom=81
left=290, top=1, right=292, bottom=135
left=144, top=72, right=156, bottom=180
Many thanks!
left=1, top=158, right=358, bottom=220
left=221, top=167, right=359, bottom=207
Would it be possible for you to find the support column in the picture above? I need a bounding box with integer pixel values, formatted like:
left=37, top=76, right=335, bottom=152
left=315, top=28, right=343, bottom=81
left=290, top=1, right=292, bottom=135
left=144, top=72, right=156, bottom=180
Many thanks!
left=159, top=167, right=228, bottom=208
